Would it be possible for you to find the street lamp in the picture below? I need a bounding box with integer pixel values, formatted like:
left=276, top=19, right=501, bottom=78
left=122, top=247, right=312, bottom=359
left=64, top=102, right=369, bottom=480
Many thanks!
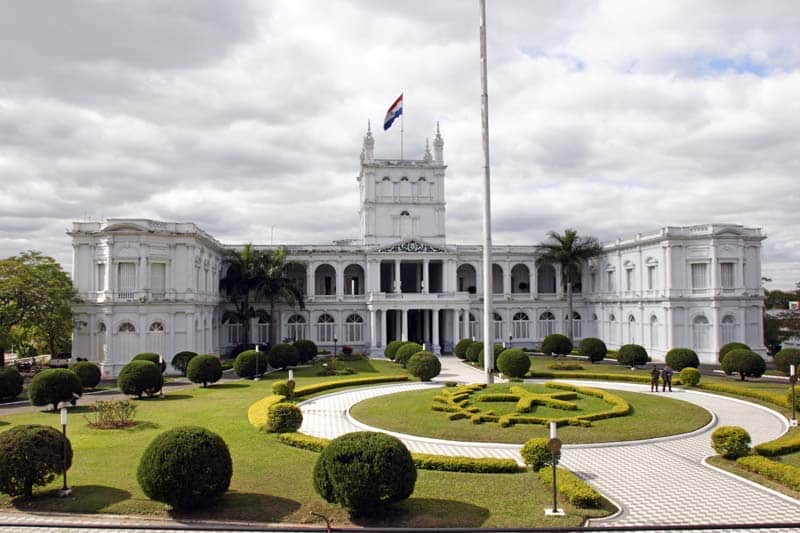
left=333, top=338, right=338, bottom=357
left=791, top=364, right=797, bottom=427
left=58, top=407, right=72, bottom=497
left=254, top=344, right=260, bottom=381
left=544, top=421, right=564, bottom=516
left=158, top=355, right=165, bottom=398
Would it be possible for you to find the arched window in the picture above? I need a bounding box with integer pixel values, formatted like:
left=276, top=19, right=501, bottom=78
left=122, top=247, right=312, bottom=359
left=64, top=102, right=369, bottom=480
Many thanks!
left=149, top=322, right=165, bottom=332
left=418, top=177, right=426, bottom=182
left=467, top=312, right=479, bottom=339
left=222, top=312, right=242, bottom=345
left=315, top=264, right=337, bottom=295
left=344, top=264, right=365, bottom=296
left=538, top=311, right=556, bottom=338
left=692, top=315, right=710, bottom=351
left=255, top=310, right=270, bottom=344
left=98, top=322, right=107, bottom=333
left=566, top=312, right=582, bottom=338
left=400, top=210, right=410, bottom=216
left=492, top=312, right=503, bottom=341
left=457, top=264, right=477, bottom=293
left=512, top=312, right=530, bottom=339
left=287, top=314, right=307, bottom=341
left=97, top=322, right=107, bottom=363
left=118, top=322, right=136, bottom=333
left=511, top=264, right=530, bottom=293
left=316, top=313, right=336, bottom=343
left=147, top=321, right=166, bottom=355
left=345, top=313, right=364, bottom=343
left=649, top=315, right=659, bottom=349
left=721, top=314, right=737, bottom=345
left=537, top=264, right=556, bottom=294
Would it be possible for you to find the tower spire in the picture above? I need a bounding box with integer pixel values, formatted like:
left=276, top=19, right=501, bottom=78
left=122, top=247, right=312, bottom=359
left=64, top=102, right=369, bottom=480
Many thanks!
left=361, top=121, right=374, bottom=162
left=433, top=122, right=444, bottom=162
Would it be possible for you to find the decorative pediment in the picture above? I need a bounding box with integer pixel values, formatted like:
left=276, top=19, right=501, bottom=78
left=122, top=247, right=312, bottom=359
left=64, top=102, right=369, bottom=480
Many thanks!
left=377, top=239, right=445, bottom=253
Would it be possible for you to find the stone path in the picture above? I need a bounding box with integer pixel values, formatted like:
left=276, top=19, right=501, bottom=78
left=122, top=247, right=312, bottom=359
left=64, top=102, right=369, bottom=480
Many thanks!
left=297, top=356, right=800, bottom=529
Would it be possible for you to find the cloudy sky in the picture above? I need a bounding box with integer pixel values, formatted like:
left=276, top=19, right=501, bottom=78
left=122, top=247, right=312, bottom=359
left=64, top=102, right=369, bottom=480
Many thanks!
left=1, top=1, right=798, bottom=288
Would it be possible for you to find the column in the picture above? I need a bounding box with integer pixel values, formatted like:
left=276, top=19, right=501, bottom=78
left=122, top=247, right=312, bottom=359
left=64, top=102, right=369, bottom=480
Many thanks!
left=432, top=309, right=440, bottom=354
left=306, top=263, right=315, bottom=298
left=710, top=243, right=718, bottom=293
left=401, top=309, right=408, bottom=341
left=370, top=310, right=377, bottom=349
left=504, top=262, right=512, bottom=295
left=712, top=304, right=721, bottom=357
left=422, top=259, right=430, bottom=293
left=423, top=309, right=430, bottom=343
left=104, top=258, right=112, bottom=295
left=555, top=264, right=563, bottom=298
left=381, top=310, right=388, bottom=347
left=336, top=262, right=344, bottom=299
left=531, top=262, right=538, bottom=297
left=138, top=255, right=147, bottom=292
left=394, top=260, right=401, bottom=293
left=664, top=245, right=673, bottom=297
left=452, top=309, right=460, bottom=343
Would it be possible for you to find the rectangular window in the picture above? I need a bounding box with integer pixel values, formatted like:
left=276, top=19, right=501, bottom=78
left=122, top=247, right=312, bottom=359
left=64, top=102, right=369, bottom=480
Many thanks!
left=721, top=263, right=735, bottom=289
left=151, top=263, right=166, bottom=296
left=97, top=263, right=106, bottom=291
left=691, top=263, right=708, bottom=289
left=607, top=271, right=615, bottom=292
left=590, top=272, right=596, bottom=293
left=647, top=265, right=656, bottom=290
left=625, top=269, right=633, bottom=291
left=118, top=262, right=136, bottom=298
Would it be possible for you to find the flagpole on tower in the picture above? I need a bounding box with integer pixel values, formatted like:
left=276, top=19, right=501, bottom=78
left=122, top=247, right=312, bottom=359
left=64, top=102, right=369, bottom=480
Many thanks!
left=400, top=91, right=404, bottom=161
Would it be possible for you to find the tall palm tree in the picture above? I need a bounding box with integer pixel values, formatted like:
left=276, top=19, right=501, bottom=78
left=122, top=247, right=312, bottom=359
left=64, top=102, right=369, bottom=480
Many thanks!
left=536, top=229, right=603, bottom=342
left=256, top=247, right=305, bottom=346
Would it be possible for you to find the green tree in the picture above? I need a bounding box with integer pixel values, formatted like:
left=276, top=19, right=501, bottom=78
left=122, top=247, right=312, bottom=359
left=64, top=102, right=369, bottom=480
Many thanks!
left=535, top=229, right=603, bottom=342
left=0, top=252, right=75, bottom=365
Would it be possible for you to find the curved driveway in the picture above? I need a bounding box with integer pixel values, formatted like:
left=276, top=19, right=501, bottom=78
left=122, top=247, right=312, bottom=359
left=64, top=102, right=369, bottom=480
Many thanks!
left=298, top=358, right=800, bottom=528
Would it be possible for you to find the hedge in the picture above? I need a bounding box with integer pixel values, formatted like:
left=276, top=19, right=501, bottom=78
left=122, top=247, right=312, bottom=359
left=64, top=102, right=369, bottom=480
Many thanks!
left=541, top=334, right=573, bottom=356
left=454, top=338, right=473, bottom=360
left=170, top=351, right=197, bottom=376
left=538, top=466, right=603, bottom=508
left=0, top=367, right=24, bottom=400
left=267, top=402, right=303, bottom=433
left=528, top=370, right=684, bottom=385
left=665, top=348, right=699, bottom=371
left=577, top=337, right=607, bottom=363
left=233, top=349, right=269, bottom=379
left=268, top=343, right=299, bottom=370
left=247, top=394, right=287, bottom=430
left=28, top=368, right=83, bottom=410
left=293, top=339, right=318, bottom=364
left=117, top=360, right=161, bottom=398
left=395, top=342, right=423, bottom=368
left=711, top=426, right=751, bottom=459
left=755, top=431, right=800, bottom=457
left=132, top=352, right=166, bottom=373
left=0, top=424, right=73, bottom=498
left=736, top=455, right=800, bottom=492
left=696, top=382, right=789, bottom=409
left=465, top=341, right=483, bottom=363
left=384, top=340, right=405, bottom=360
left=719, top=342, right=750, bottom=362
left=617, top=344, right=648, bottom=366
left=773, top=348, right=800, bottom=375
left=497, top=348, right=531, bottom=378
left=679, top=367, right=701, bottom=386
left=293, top=375, right=409, bottom=397
left=69, top=361, right=101, bottom=389
left=721, top=348, right=766, bottom=381
left=407, top=351, right=441, bottom=381
left=186, top=354, right=222, bottom=387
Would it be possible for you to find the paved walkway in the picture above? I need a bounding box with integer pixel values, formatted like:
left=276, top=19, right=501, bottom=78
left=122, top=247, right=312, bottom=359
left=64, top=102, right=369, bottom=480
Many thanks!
left=297, top=356, right=800, bottom=529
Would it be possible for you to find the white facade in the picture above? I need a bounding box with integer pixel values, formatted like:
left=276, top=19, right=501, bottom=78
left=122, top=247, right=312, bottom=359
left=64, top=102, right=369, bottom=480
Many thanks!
left=70, top=126, right=766, bottom=376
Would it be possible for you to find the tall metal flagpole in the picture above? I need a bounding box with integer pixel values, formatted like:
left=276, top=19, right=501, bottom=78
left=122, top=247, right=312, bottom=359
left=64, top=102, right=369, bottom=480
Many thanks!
left=400, top=92, right=404, bottom=160
left=479, top=0, right=494, bottom=384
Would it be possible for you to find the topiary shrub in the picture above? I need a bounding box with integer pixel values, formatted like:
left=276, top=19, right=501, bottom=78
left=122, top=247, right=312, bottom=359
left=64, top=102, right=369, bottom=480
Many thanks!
left=521, top=437, right=556, bottom=470
left=170, top=351, right=198, bottom=376
left=679, top=367, right=701, bottom=386
left=28, top=368, right=83, bottom=410
left=69, top=361, right=101, bottom=390
left=272, top=380, right=291, bottom=396
left=407, top=352, right=441, bottom=381
left=497, top=348, right=531, bottom=378
left=117, top=360, right=162, bottom=399
left=721, top=349, right=766, bottom=381
left=541, top=334, right=573, bottom=356
left=719, top=342, right=750, bottom=362
left=267, top=402, right=303, bottom=433
left=774, top=348, right=800, bottom=375
left=0, top=367, right=24, bottom=401
left=268, top=343, right=299, bottom=370
left=186, top=354, right=222, bottom=387
left=0, top=424, right=72, bottom=498
left=313, top=432, right=416, bottom=514
left=293, top=339, right=318, bottom=364
left=617, top=344, right=648, bottom=367
left=233, top=349, right=269, bottom=379
left=454, top=338, right=473, bottom=360
left=395, top=342, right=423, bottom=368
left=384, top=340, right=405, bottom=361
left=665, top=348, right=700, bottom=371
left=478, top=344, right=505, bottom=370
left=465, top=341, right=483, bottom=363
left=711, top=426, right=751, bottom=458
left=577, top=337, right=607, bottom=363
left=137, top=426, right=232, bottom=510
left=132, top=352, right=166, bottom=373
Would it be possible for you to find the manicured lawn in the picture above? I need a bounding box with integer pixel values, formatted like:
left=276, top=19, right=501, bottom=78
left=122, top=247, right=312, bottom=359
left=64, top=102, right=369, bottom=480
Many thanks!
left=0, top=358, right=610, bottom=528
left=350, top=384, right=711, bottom=444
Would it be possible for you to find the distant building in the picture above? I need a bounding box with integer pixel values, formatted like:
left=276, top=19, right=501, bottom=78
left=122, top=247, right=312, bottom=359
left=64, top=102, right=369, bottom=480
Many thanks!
left=69, top=125, right=767, bottom=376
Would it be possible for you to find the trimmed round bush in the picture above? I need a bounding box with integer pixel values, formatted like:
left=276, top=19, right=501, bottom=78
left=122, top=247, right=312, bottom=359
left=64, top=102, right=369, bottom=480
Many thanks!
left=721, top=349, right=766, bottom=381
left=293, top=339, right=318, bottom=364
left=395, top=342, right=423, bottom=368
left=0, top=424, right=73, bottom=498
left=773, top=348, right=800, bottom=375
left=267, top=402, right=303, bottom=433
left=117, top=360, right=162, bottom=399
left=577, top=337, right=607, bottom=363
left=719, top=342, right=750, bottom=362
left=186, top=354, right=222, bottom=387
left=679, top=367, right=701, bottom=386
left=137, top=426, right=232, bottom=510
left=28, top=368, right=83, bottom=410
left=233, top=349, right=269, bottom=379
left=665, top=348, right=700, bottom=371
left=711, top=426, right=751, bottom=459
left=478, top=344, right=505, bottom=370
left=272, top=380, right=291, bottom=396
left=69, top=361, right=101, bottom=390
left=384, top=340, right=405, bottom=361
left=407, top=351, right=441, bottom=381
left=268, top=343, right=299, bottom=370
left=170, top=351, right=198, bottom=376
left=454, top=338, right=473, bottom=360
left=313, top=432, right=416, bottom=514
left=541, top=334, right=573, bottom=356
left=0, top=367, right=24, bottom=401
left=521, top=437, right=557, bottom=470
left=617, top=344, right=649, bottom=367
left=465, top=341, right=483, bottom=363
left=497, top=348, right=531, bottom=378
left=132, top=352, right=166, bottom=373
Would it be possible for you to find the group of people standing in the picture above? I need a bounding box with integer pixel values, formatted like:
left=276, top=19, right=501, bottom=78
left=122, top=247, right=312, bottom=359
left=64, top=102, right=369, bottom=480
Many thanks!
left=650, top=365, right=674, bottom=392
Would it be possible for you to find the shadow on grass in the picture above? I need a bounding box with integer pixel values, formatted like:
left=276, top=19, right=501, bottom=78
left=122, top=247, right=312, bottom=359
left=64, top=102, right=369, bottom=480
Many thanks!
left=0, top=420, right=8, bottom=427
left=205, top=383, right=249, bottom=390
left=136, top=394, right=194, bottom=402
left=169, top=491, right=302, bottom=522
left=39, top=405, right=97, bottom=415
left=12, top=485, right=131, bottom=513
left=350, top=498, right=490, bottom=528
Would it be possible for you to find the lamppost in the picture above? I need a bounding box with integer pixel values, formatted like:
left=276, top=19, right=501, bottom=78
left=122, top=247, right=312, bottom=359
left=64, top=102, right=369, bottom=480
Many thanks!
left=333, top=338, right=338, bottom=357
left=791, top=364, right=797, bottom=427
left=254, top=344, right=260, bottom=381
left=544, top=421, right=564, bottom=516
left=158, top=355, right=165, bottom=398
left=58, top=407, right=72, bottom=497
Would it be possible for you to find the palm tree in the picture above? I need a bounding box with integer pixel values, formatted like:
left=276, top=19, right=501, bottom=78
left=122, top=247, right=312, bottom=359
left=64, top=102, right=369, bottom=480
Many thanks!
left=536, top=229, right=603, bottom=342
left=256, top=247, right=305, bottom=346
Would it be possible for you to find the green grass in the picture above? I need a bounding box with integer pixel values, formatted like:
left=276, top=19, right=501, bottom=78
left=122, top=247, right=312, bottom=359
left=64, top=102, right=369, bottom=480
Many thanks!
left=350, top=384, right=711, bottom=444
left=0, top=358, right=610, bottom=527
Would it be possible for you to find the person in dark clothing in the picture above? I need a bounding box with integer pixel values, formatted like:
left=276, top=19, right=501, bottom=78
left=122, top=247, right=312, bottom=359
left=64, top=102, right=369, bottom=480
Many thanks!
left=650, top=366, right=660, bottom=392
left=662, top=366, right=673, bottom=392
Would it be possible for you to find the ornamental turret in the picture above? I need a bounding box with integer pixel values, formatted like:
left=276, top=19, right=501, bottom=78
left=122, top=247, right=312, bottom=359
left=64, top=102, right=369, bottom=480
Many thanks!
left=433, top=122, right=444, bottom=162
left=361, top=121, right=375, bottom=162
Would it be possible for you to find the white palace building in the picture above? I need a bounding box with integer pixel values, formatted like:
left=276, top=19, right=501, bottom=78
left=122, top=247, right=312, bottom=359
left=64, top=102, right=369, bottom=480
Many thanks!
left=69, top=126, right=767, bottom=377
